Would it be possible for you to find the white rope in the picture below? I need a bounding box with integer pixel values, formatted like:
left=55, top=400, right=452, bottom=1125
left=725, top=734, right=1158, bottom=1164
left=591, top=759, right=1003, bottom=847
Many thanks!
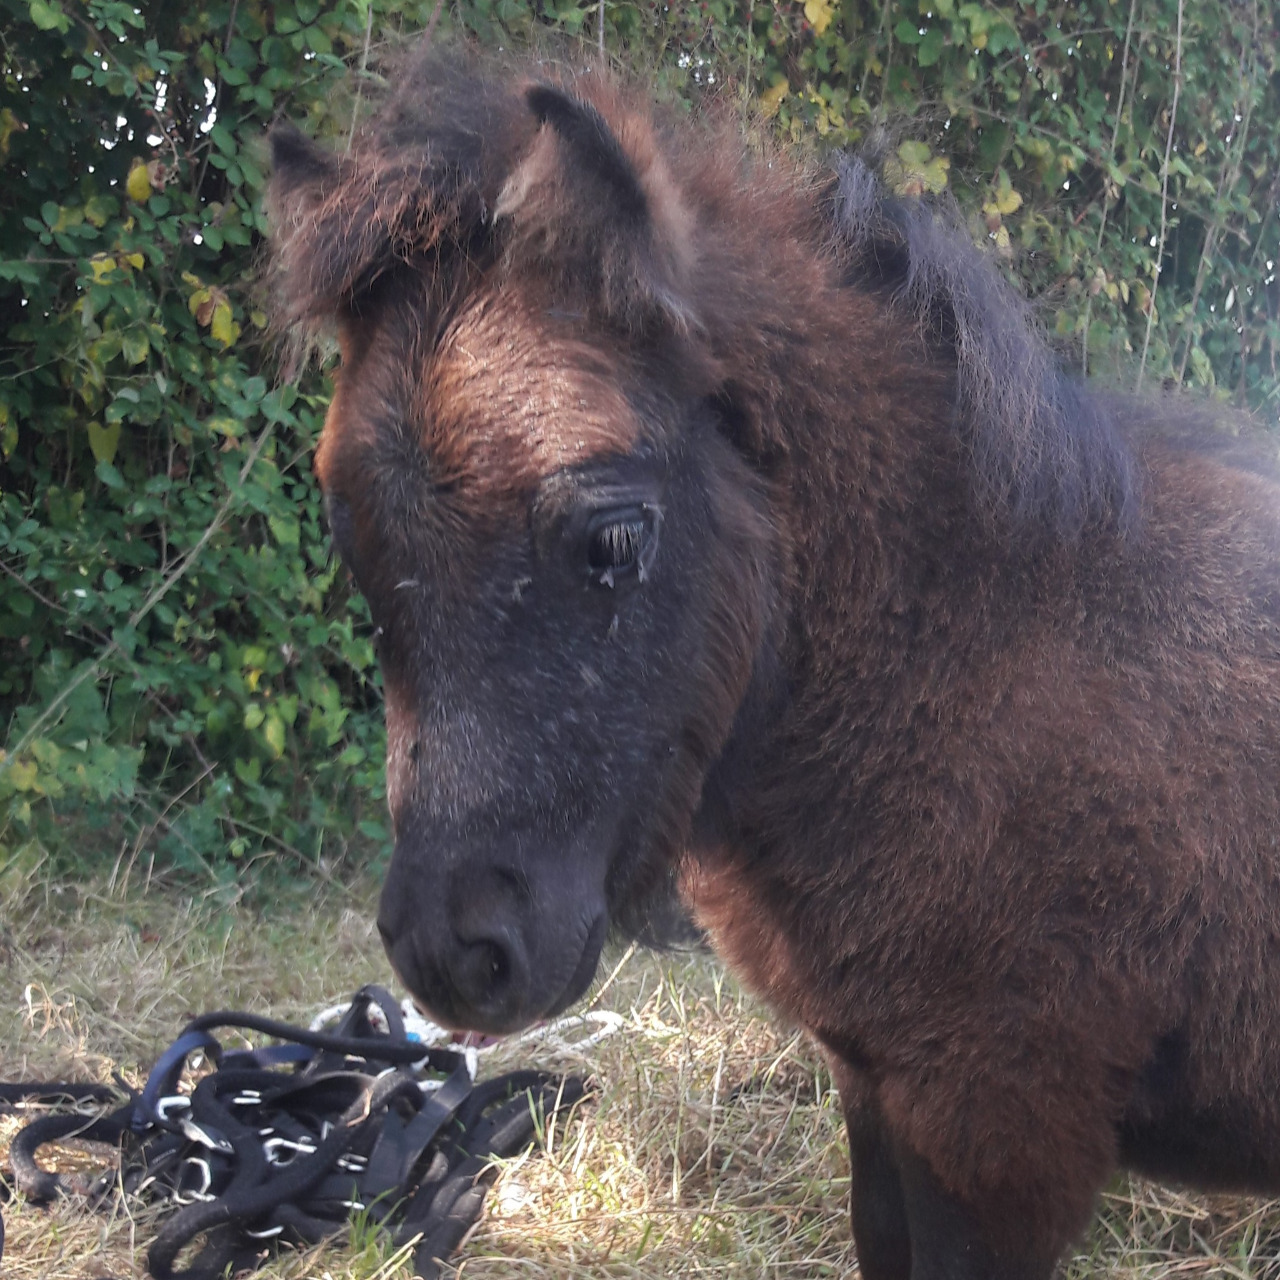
left=308, top=997, right=627, bottom=1059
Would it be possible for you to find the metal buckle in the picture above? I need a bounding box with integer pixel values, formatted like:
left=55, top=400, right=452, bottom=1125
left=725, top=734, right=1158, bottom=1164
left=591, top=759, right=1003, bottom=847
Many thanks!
left=262, top=1134, right=317, bottom=1166
left=155, top=1094, right=190, bottom=1122
left=179, top=1114, right=233, bottom=1155
left=174, top=1156, right=215, bottom=1203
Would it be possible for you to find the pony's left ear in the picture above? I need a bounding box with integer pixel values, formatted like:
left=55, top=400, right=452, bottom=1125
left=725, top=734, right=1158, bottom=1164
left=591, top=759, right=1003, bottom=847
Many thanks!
left=268, top=122, right=340, bottom=214
left=496, top=82, right=698, bottom=333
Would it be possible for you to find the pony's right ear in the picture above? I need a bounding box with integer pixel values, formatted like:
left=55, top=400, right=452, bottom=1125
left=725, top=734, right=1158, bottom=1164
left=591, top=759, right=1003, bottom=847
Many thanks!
left=269, top=122, right=339, bottom=209
left=494, top=81, right=698, bottom=334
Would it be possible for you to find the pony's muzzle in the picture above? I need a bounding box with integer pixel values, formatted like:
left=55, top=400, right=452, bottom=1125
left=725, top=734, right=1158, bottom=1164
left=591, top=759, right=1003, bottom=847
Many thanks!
left=376, top=906, right=530, bottom=1034
left=376, top=841, right=608, bottom=1035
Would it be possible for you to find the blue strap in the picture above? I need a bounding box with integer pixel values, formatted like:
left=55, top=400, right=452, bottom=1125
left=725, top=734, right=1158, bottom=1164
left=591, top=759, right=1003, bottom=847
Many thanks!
left=134, top=1030, right=222, bottom=1132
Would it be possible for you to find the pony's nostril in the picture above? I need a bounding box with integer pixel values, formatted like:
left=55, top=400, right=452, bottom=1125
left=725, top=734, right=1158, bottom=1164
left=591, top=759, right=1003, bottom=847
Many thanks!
left=450, top=932, right=523, bottom=1023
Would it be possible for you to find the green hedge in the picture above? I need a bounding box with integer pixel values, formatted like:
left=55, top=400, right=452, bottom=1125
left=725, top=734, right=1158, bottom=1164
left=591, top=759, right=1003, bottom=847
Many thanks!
left=1, top=0, right=1276, bottom=882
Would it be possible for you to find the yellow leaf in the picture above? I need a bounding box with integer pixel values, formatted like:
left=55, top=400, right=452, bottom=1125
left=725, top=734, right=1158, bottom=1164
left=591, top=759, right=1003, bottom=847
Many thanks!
left=8, top=759, right=39, bottom=791
left=759, top=78, right=790, bottom=118
left=995, top=185, right=1022, bottom=215
left=210, top=299, right=240, bottom=348
left=125, top=252, right=145, bottom=270
left=246, top=668, right=262, bottom=693
left=87, top=419, right=121, bottom=465
left=263, top=713, right=286, bottom=758
left=921, top=156, right=950, bottom=193
left=89, top=253, right=116, bottom=283
left=889, top=144, right=950, bottom=197
left=804, top=0, right=834, bottom=34
left=0, top=107, right=25, bottom=161
left=126, top=159, right=152, bottom=203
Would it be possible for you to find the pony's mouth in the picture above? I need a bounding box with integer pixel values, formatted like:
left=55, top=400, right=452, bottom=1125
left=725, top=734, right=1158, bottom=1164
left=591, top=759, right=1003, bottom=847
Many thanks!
left=545, top=912, right=609, bottom=1019
left=397, top=910, right=608, bottom=1038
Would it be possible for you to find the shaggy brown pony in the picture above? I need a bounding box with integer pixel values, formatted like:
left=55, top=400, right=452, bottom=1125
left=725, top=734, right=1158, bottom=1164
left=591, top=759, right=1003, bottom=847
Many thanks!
left=268, top=48, right=1280, bottom=1280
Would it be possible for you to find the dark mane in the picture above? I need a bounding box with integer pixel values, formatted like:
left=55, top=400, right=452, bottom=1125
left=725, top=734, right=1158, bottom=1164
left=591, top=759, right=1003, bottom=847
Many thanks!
left=830, top=155, right=1139, bottom=539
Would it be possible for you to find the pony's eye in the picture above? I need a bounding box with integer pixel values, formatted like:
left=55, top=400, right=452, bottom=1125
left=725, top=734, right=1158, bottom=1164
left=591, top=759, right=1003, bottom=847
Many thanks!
left=584, top=505, right=659, bottom=587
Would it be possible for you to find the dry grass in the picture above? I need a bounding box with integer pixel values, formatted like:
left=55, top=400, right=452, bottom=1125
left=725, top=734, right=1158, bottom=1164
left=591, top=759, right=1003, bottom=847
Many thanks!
left=4, top=867, right=1280, bottom=1279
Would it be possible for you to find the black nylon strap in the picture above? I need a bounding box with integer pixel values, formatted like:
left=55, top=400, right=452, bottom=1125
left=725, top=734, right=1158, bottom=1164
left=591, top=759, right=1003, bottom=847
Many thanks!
left=3, top=989, right=588, bottom=1280
left=362, top=1059, right=474, bottom=1202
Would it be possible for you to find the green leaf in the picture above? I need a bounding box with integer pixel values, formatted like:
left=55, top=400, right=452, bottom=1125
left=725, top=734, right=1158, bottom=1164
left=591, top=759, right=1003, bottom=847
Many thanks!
left=121, top=330, right=150, bottom=366
left=268, top=515, right=299, bottom=547
left=87, top=419, right=121, bottom=464
left=28, top=0, right=66, bottom=31
left=917, top=27, right=946, bottom=67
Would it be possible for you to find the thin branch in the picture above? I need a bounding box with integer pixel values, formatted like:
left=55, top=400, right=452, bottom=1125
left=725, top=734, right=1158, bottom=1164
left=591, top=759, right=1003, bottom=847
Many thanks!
left=423, top=0, right=447, bottom=52
left=346, top=2, right=375, bottom=154
left=993, top=27, right=1118, bottom=77
left=969, top=106, right=1116, bottom=174
left=1174, top=0, right=1258, bottom=387
left=0, top=557, right=76, bottom=622
left=0, top=425, right=275, bottom=777
left=192, top=0, right=240, bottom=201
left=1137, top=0, right=1184, bottom=391
left=1082, top=0, right=1140, bottom=375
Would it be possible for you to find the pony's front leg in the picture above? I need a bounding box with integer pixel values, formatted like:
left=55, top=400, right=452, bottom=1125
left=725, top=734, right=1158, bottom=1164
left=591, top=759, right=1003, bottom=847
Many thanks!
left=891, top=1145, right=1064, bottom=1280
left=873, top=1049, right=1116, bottom=1280
left=829, top=1059, right=912, bottom=1280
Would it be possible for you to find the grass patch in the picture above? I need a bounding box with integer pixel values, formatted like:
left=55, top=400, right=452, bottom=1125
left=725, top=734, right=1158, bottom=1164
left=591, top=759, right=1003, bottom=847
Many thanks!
left=3, top=871, right=1280, bottom=1277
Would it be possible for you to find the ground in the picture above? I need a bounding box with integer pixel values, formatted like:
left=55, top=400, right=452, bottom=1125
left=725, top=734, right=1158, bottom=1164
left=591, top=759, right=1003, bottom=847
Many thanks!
left=2, top=870, right=1279, bottom=1279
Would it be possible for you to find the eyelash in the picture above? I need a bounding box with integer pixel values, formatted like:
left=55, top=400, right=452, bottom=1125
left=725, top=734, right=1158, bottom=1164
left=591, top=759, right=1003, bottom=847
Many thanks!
left=584, top=505, right=660, bottom=587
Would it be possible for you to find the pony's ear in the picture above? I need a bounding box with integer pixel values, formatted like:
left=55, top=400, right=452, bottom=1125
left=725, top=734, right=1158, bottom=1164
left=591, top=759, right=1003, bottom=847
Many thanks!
left=268, top=122, right=339, bottom=209
left=523, top=85, right=650, bottom=228
left=495, top=82, right=697, bottom=333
